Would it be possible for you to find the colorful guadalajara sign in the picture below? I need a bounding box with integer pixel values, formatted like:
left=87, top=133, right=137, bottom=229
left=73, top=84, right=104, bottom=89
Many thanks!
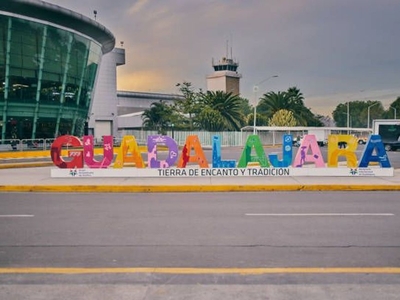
left=50, top=134, right=393, bottom=177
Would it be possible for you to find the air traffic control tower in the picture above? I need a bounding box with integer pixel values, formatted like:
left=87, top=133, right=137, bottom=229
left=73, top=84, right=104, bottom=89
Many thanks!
left=206, top=56, right=242, bottom=96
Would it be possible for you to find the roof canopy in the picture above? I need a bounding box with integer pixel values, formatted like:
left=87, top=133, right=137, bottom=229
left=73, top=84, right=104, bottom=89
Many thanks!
left=0, top=0, right=115, bottom=54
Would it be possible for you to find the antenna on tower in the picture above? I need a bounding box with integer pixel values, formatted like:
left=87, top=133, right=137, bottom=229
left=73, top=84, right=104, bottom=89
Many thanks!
left=230, top=33, right=233, bottom=59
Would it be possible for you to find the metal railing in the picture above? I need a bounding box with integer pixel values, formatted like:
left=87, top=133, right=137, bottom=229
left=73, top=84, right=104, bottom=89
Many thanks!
left=118, top=130, right=244, bottom=147
left=0, top=127, right=374, bottom=152
left=0, top=138, right=55, bottom=152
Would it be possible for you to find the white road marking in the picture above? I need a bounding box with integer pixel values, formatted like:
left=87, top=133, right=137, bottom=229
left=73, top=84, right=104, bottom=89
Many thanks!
left=0, top=215, right=34, bottom=217
left=245, top=213, right=394, bottom=216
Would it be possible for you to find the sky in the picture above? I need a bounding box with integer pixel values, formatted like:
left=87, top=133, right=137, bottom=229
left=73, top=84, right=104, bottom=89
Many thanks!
left=49, top=0, right=400, bottom=117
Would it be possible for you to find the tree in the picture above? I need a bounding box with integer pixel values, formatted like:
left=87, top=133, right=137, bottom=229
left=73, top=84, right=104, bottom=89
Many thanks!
left=237, top=97, right=252, bottom=117
left=286, top=86, right=323, bottom=126
left=386, top=96, right=400, bottom=119
left=257, top=87, right=322, bottom=126
left=366, top=100, right=385, bottom=128
left=174, top=82, right=202, bottom=130
left=332, top=100, right=385, bottom=128
left=287, top=86, right=305, bottom=106
left=257, top=91, right=289, bottom=120
left=199, top=91, right=245, bottom=131
left=141, top=101, right=174, bottom=134
left=197, top=107, right=226, bottom=131
left=268, top=109, right=297, bottom=126
left=332, top=103, right=348, bottom=127
left=302, top=108, right=324, bottom=126
left=247, top=113, right=269, bottom=127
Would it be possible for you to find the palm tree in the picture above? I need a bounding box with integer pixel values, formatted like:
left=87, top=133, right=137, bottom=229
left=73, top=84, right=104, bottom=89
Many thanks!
left=257, top=91, right=291, bottom=120
left=286, top=86, right=314, bottom=125
left=258, top=87, right=322, bottom=126
left=141, top=101, right=173, bottom=134
left=199, top=91, right=245, bottom=131
left=287, top=86, right=305, bottom=106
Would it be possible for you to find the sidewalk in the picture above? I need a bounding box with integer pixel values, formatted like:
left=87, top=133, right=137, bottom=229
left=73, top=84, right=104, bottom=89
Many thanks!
left=1, top=164, right=400, bottom=193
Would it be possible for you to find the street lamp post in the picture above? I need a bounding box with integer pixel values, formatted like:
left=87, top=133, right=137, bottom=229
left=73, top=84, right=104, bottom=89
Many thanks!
left=253, top=75, right=278, bottom=134
left=367, top=102, right=379, bottom=129
left=390, top=106, right=397, bottom=119
left=252, top=86, right=259, bottom=135
left=345, top=89, right=365, bottom=133
left=341, top=112, right=352, bottom=128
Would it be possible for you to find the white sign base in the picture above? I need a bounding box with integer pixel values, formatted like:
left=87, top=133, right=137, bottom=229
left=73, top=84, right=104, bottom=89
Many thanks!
left=51, top=167, right=394, bottom=178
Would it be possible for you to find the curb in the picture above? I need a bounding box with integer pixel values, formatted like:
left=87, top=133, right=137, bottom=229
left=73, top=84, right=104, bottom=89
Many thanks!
left=0, top=162, right=53, bottom=169
left=1, top=184, right=400, bottom=193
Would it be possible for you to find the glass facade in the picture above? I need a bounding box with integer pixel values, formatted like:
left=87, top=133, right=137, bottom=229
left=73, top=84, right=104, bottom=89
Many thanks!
left=0, top=14, right=102, bottom=140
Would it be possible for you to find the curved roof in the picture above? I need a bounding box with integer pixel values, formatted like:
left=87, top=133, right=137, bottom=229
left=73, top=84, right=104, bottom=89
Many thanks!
left=0, top=0, right=115, bottom=54
left=117, top=91, right=184, bottom=101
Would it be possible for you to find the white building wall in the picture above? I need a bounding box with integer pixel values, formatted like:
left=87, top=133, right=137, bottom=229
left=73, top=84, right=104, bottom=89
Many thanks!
left=117, top=92, right=178, bottom=115
left=90, top=48, right=125, bottom=139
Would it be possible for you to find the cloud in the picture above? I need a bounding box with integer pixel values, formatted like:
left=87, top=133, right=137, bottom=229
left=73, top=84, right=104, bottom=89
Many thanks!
left=127, top=0, right=149, bottom=15
left=49, top=0, right=400, bottom=117
left=117, top=68, right=185, bottom=94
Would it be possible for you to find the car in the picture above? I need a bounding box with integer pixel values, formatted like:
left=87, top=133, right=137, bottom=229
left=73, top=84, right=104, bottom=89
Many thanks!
left=383, top=141, right=400, bottom=151
left=357, top=137, right=367, bottom=145
left=292, top=136, right=303, bottom=147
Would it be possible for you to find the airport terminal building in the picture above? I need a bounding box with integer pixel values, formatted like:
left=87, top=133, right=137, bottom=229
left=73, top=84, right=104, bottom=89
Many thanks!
left=0, top=0, right=115, bottom=141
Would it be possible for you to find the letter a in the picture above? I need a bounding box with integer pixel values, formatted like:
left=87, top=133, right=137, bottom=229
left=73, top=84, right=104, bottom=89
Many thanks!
left=114, top=135, right=145, bottom=168
left=237, top=135, right=269, bottom=167
left=293, top=134, right=325, bottom=167
left=177, top=135, right=208, bottom=168
left=327, top=134, right=358, bottom=167
left=359, top=135, right=391, bottom=168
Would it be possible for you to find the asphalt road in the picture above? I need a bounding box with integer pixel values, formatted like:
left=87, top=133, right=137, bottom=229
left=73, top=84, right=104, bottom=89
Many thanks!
left=1, top=191, right=399, bottom=268
left=1, top=192, right=400, bottom=299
